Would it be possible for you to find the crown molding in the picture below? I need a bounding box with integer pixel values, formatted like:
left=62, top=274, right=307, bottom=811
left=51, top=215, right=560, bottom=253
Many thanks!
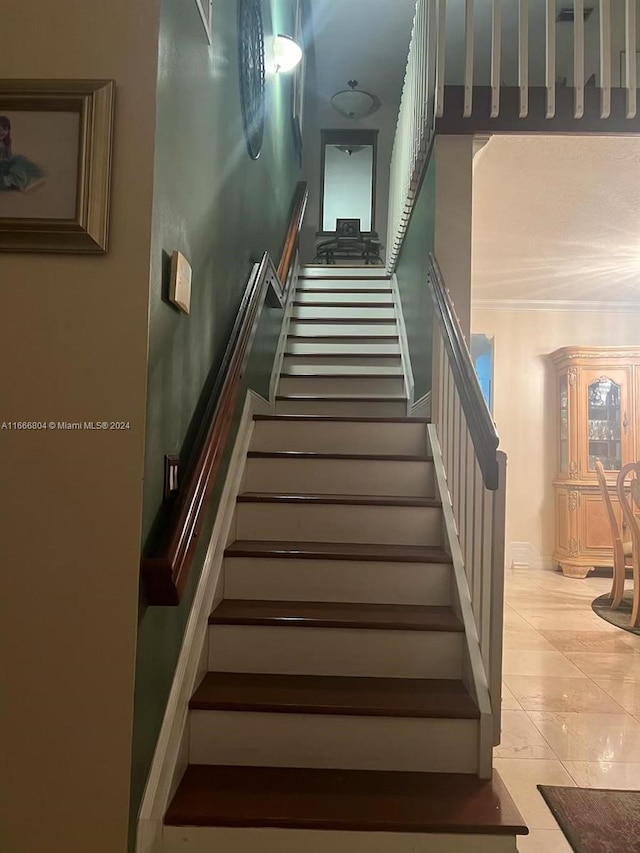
left=473, top=298, right=639, bottom=313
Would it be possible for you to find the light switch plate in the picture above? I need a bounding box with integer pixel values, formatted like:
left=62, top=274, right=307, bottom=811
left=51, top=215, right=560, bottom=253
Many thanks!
left=169, top=251, right=192, bottom=314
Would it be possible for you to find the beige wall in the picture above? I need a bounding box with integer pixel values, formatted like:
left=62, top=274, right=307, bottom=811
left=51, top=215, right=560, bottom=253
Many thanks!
left=0, top=3, right=159, bottom=852
left=472, top=135, right=640, bottom=565
left=471, top=309, right=640, bottom=564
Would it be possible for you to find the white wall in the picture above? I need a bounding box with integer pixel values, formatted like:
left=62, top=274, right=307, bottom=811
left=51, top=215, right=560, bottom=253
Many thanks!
left=472, top=134, right=640, bottom=567
left=322, top=144, right=374, bottom=231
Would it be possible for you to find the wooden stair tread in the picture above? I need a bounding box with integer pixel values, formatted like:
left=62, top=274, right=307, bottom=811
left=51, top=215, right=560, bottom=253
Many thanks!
left=286, top=318, right=394, bottom=324
left=165, top=764, right=527, bottom=834
left=254, top=415, right=430, bottom=423
left=237, top=492, right=441, bottom=507
left=279, top=372, right=402, bottom=379
left=247, top=451, right=433, bottom=462
left=224, top=540, right=452, bottom=563
left=190, top=672, right=479, bottom=719
left=209, top=600, right=463, bottom=632
left=288, top=334, right=399, bottom=340
left=276, top=395, right=407, bottom=402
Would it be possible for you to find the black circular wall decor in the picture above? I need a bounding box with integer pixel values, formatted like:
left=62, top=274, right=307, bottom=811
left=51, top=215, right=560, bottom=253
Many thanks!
left=238, top=0, right=266, bottom=160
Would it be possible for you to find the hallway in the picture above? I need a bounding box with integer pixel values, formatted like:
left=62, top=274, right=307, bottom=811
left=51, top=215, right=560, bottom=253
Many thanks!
left=498, top=567, right=640, bottom=852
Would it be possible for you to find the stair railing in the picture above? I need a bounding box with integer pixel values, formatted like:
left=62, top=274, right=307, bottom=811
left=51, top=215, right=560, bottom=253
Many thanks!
left=386, top=0, right=437, bottom=272
left=141, top=182, right=308, bottom=605
left=428, top=253, right=506, bottom=748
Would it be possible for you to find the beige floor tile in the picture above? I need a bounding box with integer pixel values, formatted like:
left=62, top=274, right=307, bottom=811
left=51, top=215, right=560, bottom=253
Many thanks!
left=502, top=650, right=586, bottom=678
left=504, top=607, right=538, bottom=630
left=594, top=678, right=640, bottom=714
left=513, top=610, right=618, bottom=632
left=493, top=758, right=575, bottom=830
left=516, top=829, right=573, bottom=853
left=502, top=681, right=522, bottom=710
left=494, top=711, right=556, bottom=760
left=562, top=760, right=640, bottom=789
left=503, top=675, right=626, bottom=713
left=564, top=652, right=640, bottom=681
left=528, top=711, right=640, bottom=762
left=539, top=629, right=639, bottom=654
left=503, top=628, right=557, bottom=652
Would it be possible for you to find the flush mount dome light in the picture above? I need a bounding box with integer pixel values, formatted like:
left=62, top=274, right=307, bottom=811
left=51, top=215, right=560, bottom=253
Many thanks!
left=274, top=34, right=303, bottom=72
left=331, top=80, right=379, bottom=119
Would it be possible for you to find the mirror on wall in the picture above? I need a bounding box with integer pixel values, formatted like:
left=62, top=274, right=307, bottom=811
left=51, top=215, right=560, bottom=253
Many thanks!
left=320, top=130, right=377, bottom=234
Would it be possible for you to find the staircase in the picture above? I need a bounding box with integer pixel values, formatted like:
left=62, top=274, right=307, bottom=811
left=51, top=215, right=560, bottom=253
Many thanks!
left=161, top=267, right=526, bottom=852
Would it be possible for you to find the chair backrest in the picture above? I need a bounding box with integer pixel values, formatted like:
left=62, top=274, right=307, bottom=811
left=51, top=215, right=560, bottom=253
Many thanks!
left=595, top=459, right=622, bottom=544
left=617, top=461, right=640, bottom=553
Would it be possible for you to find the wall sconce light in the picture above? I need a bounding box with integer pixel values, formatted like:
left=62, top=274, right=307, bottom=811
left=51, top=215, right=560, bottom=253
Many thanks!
left=274, top=34, right=303, bottom=73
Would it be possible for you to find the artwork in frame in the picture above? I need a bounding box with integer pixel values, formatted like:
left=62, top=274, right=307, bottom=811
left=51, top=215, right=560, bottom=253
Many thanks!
left=194, top=0, right=213, bottom=43
left=0, top=79, right=115, bottom=253
left=336, top=218, right=361, bottom=239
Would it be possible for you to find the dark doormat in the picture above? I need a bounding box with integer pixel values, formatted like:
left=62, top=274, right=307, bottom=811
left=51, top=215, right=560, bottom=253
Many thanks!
left=592, top=592, right=640, bottom=636
left=538, top=785, right=640, bottom=853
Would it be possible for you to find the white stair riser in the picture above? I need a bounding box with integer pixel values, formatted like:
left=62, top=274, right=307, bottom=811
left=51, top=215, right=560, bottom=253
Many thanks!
left=295, top=291, right=393, bottom=304
left=245, top=458, right=434, bottom=497
left=292, top=306, right=396, bottom=321
left=280, top=363, right=403, bottom=376
left=251, top=421, right=428, bottom=455
left=278, top=376, right=405, bottom=396
left=298, top=277, right=391, bottom=290
left=208, top=625, right=462, bottom=678
left=161, top=827, right=519, bottom=853
left=235, top=502, right=442, bottom=546
left=289, top=322, right=398, bottom=337
left=223, top=558, right=452, bottom=605
left=300, top=268, right=390, bottom=280
left=286, top=342, right=400, bottom=355
left=189, top=711, right=478, bottom=773
left=284, top=357, right=402, bottom=372
left=276, top=399, right=407, bottom=417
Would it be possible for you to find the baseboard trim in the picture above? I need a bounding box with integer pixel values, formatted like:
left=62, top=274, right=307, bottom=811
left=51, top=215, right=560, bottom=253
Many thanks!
left=390, top=273, right=415, bottom=412
left=135, top=390, right=266, bottom=853
left=269, top=251, right=300, bottom=405
left=410, top=392, right=431, bottom=419
left=507, top=541, right=552, bottom=571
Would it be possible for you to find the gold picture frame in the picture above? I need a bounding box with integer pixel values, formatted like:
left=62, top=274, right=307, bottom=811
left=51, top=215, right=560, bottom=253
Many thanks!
left=0, top=79, right=115, bottom=253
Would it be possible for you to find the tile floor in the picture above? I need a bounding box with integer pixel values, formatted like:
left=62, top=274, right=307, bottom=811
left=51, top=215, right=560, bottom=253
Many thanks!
left=496, top=565, right=640, bottom=853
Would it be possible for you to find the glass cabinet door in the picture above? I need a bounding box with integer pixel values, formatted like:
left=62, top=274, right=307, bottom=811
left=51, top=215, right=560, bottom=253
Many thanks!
left=559, top=373, right=568, bottom=474
left=587, top=376, right=622, bottom=472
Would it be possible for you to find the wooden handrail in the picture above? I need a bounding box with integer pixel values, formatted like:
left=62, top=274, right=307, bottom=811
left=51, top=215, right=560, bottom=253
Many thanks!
left=427, top=253, right=499, bottom=490
left=142, top=182, right=308, bottom=605
left=278, top=181, right=308, bottom=286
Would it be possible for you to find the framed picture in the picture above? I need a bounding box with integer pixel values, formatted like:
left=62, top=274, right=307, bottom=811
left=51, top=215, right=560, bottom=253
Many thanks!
left=0, top=79, right=115, bottom=253
left=194, top=0, right=213, bottom=43
left=336, top=218, right=361, bottom=239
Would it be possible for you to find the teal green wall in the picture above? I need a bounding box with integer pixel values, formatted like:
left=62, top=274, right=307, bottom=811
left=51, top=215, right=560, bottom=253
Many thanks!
left=395, top=154, right=437, bottom=400
left=130, top=0, right=300, bottom=840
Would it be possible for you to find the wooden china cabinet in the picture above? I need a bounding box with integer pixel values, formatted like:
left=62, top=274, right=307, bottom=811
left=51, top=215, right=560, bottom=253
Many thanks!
left=550, top=346, right=640, bottom=578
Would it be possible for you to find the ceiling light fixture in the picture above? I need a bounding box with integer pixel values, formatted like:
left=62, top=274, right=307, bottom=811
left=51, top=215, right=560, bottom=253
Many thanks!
left=331, top=80, right=380, bottom=120
left=274, top=34, right=303, bottom=73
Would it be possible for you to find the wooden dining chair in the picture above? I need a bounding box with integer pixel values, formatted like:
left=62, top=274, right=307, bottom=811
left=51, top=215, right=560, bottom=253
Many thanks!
left=595, top=459, right=633, bottom=609
left=617, top=461, right=640, bottom=629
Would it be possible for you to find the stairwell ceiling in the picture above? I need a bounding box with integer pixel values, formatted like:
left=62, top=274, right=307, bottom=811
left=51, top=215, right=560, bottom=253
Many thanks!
left=307, top=0, right=417, bottom=109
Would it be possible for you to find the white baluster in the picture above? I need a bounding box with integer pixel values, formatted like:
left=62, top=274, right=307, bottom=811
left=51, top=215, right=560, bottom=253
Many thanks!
left=436, top=0, right=447, bottom=118
left=574, top=0, right=585, bottom=118
left=625, top=0, right=637, bottom=118
left=519, top=0, right=529, bottom=117
left=491, top=0, right=502, bottom=118
left=545, top=0, right=556, bottom=118
left=464, top=0, right=475, bottom=117
left=599, top=0, right=611, bottom=118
